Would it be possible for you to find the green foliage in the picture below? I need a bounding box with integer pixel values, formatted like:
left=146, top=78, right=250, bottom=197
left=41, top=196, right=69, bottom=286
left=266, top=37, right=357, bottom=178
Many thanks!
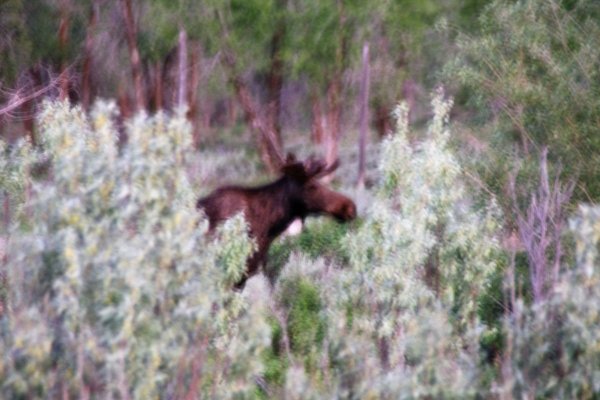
left=476, top=263, right=506, bottom=363
left=0, top=0, right=32, bottom=85
left=287, top=1, right=350, bottom=81
left=23, top=0, right=87, bottom=65
left=280, top=278, right=326, bottom=359
left=255, top=91, right=502, bottom=398
left=349, top=92, right=501, bottom=329
left=0, top=139, right=33, bottom=230
left=140, top=0, right=216, bottom=61
left=447, top=0, right=600, bottom=201
left=267, top=217, right=354, bottom=279
left=215, top=212, right=257, bottom=287
left=296, top=219, right=354, bottom=262
left=1, top=101, right=270, bottom=398
left=138, top=1, right=179, bottom=62
left=4, top=88, right=600, bottom=398
left=261, top=317, right=288, bottom=389
left=195, top=0, right=285, bottom=74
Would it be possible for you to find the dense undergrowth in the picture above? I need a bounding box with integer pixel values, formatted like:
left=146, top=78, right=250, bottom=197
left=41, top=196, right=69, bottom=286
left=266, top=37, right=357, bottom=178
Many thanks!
left=1, top=93, right=600, bottom=398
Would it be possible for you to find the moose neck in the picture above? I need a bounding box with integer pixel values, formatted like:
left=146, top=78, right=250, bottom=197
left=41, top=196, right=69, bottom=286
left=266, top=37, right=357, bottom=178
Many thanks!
left=251, top=177, right=305, bottom=240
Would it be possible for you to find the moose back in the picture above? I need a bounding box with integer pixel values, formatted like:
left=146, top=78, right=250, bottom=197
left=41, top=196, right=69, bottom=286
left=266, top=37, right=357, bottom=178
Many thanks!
left=197, top=156, right=357, bottom=288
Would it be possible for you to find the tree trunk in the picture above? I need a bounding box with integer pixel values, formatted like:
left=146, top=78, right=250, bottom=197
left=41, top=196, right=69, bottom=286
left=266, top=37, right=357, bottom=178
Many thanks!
left=58, top=0, right=70, bottom=101
left=311, top=93, right=325, bottom=144
left=188, top=43, right=201, bottom=147
left=117, top=84, right=133, bottom=121
left=378, top=336, right=390, bottom=370
left=374, top=103, right=391, bottom=137
left=177, top=28, right=188, bottom=109
left=357, top=42, right=370, bottom=188
left=324, top=0, right=347, bottom=169
left=23, top=98, right=35, bottom=145
left=1, top=193, right=8, bottom=318
left=325, top=78, right=341, bottom=167
left=266, top=15, right=285, bottom=148
left=22, top=67, right=44, bottom=146
left=160, top=47, right=177, bottom=110
left=153, top=60, right=163, bottom=111
left=223, top=51, right=283, bottom=173
left=120, top=0, right=145, bottom=111
left=81, top=2, right=98, bottom=110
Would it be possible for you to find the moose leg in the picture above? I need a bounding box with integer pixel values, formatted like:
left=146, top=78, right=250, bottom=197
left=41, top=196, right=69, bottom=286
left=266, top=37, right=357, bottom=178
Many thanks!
left=234, top=276, right=249, bottom=291
left=234, top=244, right=268, bottom=290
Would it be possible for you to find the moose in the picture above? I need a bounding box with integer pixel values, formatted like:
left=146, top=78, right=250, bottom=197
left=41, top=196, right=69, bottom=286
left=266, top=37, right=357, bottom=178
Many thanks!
left=197, top=154, right=357, bottom=289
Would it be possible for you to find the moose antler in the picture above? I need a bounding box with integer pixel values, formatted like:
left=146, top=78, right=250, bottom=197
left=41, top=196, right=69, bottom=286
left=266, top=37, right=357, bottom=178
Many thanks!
left=303, top=156, right=327, bottom=177
left=280, top=154, right=339, bottom=182
left=309, top=158, right=339, bottom=180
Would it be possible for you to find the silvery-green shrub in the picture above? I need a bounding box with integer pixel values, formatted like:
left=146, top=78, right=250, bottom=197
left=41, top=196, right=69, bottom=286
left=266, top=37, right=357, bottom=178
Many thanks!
left=1, top=101, right=270, bottom=399
left=498, top=205, right=600, bottom=399
left=268, top=90, right=502, bottom=398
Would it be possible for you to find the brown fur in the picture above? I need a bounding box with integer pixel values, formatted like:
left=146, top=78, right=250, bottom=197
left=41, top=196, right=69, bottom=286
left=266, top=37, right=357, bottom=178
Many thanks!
left=197, top=156, right=356, bottom=288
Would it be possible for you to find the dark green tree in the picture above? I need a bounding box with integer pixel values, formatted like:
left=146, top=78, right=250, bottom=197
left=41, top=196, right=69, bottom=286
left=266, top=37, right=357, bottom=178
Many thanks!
left=447, top=0, right=600, bottom=201
left=0, top=0, right=32, bottom=89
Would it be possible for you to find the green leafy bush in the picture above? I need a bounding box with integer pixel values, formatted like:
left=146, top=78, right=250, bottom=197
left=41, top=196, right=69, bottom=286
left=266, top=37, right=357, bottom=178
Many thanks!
left=261, top=90, right=503, bottom=398
left=267, top=217, right=355, bottom=281
left=1, top=101, right=270, bottom=399
left=447, top=0, right=600, bottom=201
left=3, top=90, right=600, bottom=399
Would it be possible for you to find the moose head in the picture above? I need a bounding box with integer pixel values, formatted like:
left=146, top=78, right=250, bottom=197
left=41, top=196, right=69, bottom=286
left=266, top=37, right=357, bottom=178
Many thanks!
left=197, top=154, right=356, bottom=288
left=279, top=154, right=357, bottom=222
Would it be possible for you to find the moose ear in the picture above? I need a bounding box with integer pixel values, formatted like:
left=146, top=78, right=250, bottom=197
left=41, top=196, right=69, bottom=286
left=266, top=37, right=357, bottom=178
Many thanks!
left=285, top=152, right=297, bottom=163
left=281, top=160, right=309, bottom=182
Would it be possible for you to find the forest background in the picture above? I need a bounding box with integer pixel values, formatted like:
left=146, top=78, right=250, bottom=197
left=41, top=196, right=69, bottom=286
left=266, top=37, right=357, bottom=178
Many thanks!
left=2, top=0, right=600, bottom=398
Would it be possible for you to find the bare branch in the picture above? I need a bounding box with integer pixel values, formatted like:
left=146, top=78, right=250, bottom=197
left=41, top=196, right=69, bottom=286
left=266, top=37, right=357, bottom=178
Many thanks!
left=508, top=147, right=574, bottom=303
left=0, top=70, right=67, bottom=118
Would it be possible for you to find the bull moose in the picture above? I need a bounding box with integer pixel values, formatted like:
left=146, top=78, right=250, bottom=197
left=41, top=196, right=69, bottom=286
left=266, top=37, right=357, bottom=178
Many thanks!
left=197, top=154, right=357, bottom=289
